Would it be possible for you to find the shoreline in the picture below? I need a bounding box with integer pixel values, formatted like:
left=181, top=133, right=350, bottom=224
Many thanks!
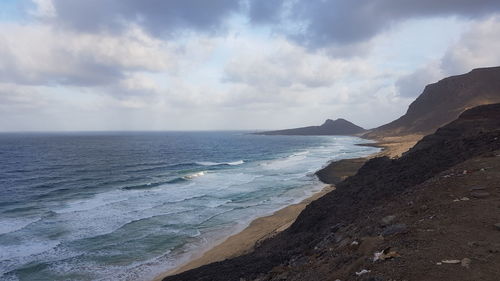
left=153, top=135, right=418, bottom=281
left=153, top=184, right=335, bottom=281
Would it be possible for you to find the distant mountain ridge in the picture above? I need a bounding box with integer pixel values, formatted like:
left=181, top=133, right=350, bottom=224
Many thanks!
left=365, top=66, right=500, bottom=138
left=256, top=118, right=366, bottom=136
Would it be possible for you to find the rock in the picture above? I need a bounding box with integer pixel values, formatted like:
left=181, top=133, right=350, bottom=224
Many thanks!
left=373, top=248, right=400, bottom=261
left=488, top=243, right=500, bottom=253
left=494, top=223, right=500, bottom=231
left=470, top=191, right=490, bottom=198
left=380, top=215, right=396, bottom=226
left=355, top=269, right=371, bottom=276
left=469, top=186, right=486, bottom=191
left=361, top=277, right=383, bottom=281
left=461, top=258, right=471, bottom=268
left=381, top=224, right=408, bottom=236
left=468, top=241, right=488, bottom=247
left=441, top=259, right=461, bottom=264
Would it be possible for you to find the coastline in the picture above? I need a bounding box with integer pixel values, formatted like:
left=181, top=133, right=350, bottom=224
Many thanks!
left=153, top=184, right=335, bottom=281
left=153, top=135, right=417, bottom=281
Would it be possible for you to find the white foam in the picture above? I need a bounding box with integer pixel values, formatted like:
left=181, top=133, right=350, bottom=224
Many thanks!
left=183, top=171, right=207, bottom=179
left=227, top=160, right=244, bottom=165
left=0, top=217, right=40, bottom=235
left=55, top=192, right=128, bottom=214
left=290, top=150, right=310, bottom=157
left=0, top=240, right=60, bottom=260
left=196, top=161, right=219, bottom=166
left=196, top=160, right=244, bottom=166
left=261, top=154, right=308, bottom=170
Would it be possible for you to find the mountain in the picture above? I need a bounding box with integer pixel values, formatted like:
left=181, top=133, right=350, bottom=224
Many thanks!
left=365, top=66, right=500, bottom=138
left=164, top=103, right=500, bottom=281
left=256, top=118, right=366, bottom=136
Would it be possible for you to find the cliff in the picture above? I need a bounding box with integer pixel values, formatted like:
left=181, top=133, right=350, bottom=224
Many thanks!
left=164, top=104, right=500, bottom=281
left=365, top=66, right=500, bottom=138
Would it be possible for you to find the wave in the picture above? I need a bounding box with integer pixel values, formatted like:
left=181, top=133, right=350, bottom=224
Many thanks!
left=0, top=217, right=41, bottom=235
left=183, top=171, right=207, bottom=180
left=121, top=181, right=167, bottom=190
left=165, top=177, right=188, bottom=184
left=196, top=160, right=245, bottom=166
left=289, top=151, right=310, bottom=157
left=121, top=171, right=210, bottom=190
left=228, top=160, right=245, bottom=165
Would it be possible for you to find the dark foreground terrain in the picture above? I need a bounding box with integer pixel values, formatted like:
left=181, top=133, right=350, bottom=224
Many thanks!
left=164, top=103, right=500, bottom=281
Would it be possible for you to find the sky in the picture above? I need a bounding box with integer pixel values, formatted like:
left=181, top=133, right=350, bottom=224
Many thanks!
left=1, top=0, right=500, bottom=131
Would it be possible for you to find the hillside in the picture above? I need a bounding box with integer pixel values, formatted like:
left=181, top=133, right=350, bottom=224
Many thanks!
left=164, top=104, right=500, bottom=281
left=257, top=118, right=366, bottom=136
left=365, top=66, right=500, bottom=138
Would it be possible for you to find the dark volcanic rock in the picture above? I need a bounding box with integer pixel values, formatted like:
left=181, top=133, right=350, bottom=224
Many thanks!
left=365, top=66, right=500, bottom=138
left=470, top=191, right=490, bottom=198
left=257, top=118, right=366, bottom=136
left=381, top=224, right=408, bottom=236
left=164, top=104, right=500, bottom=281
left=315, top=157, right=366, bottom=184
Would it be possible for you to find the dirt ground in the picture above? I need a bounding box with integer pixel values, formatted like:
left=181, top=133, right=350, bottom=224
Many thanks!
left=271, top=150, right=500, bottom=281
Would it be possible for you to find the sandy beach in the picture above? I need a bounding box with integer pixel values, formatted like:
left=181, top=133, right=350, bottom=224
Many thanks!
left=153, top=137, right=416, bottom=281
left=153, top=184, right=335, bottom=281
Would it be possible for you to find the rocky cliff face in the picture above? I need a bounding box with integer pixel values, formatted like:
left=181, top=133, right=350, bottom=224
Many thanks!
left=164, top=104, right=500, bottom=281
left=257, top=118, right=366, bottom=136
left=365, top=66, right=500, bottom=138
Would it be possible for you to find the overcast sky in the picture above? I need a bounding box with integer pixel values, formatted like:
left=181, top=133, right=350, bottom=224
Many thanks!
left=1, top=0, right=500, bottom=131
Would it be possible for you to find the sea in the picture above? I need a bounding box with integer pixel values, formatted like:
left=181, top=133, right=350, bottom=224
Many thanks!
left=0, top=131, right=379, bottom=281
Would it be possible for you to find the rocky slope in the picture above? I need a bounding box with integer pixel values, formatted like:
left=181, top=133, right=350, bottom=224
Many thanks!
left=164, top=103, right=500, bottom=281
left=365, top=67, right=500, bottom=138
left=257, top=118, right=366, bottom=136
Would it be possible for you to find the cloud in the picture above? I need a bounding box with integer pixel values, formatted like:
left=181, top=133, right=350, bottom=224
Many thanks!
left=0, top=83, right=47, bottom=111
left=0, top=23, right=173, bottom=86
left=392, top=15, right=500, bottom=98
left=441, top=15, right=500, bottom=74
left=35, top=0, right=500, bottom=51
left=248, top=0, right=500, bottom=49
left=40, top=0, right=241, bottom=36
left=395, top=63, right=444, bottom=97
left=29, top=0, right=500, bottom=57
left=29, top=0, right=56, bottom=17
left=247, top=0, right=285, bottom=24
left=223, top=38, right=372, bottom=89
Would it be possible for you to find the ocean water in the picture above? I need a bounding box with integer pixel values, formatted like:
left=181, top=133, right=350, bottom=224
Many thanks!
left=0, top=132, right=379, bottom=281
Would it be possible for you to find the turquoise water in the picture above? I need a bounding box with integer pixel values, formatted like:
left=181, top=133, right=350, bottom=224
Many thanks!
left=0, top=132, right=378, bottom=281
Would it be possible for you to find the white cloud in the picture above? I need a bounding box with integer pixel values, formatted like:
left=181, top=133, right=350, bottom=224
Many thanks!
left=223, top=37, right=373, bottom=89
left=30, top=0, right=56, bottom=18
left=441, top=15, right=500, bottom=74
left=393, top=15, right=500, bottom=98
left=0, top=23, right=173, bottom=86
left=395, top=62, right=444, bottom=97
left=1, top=3, right=499, bottom=131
